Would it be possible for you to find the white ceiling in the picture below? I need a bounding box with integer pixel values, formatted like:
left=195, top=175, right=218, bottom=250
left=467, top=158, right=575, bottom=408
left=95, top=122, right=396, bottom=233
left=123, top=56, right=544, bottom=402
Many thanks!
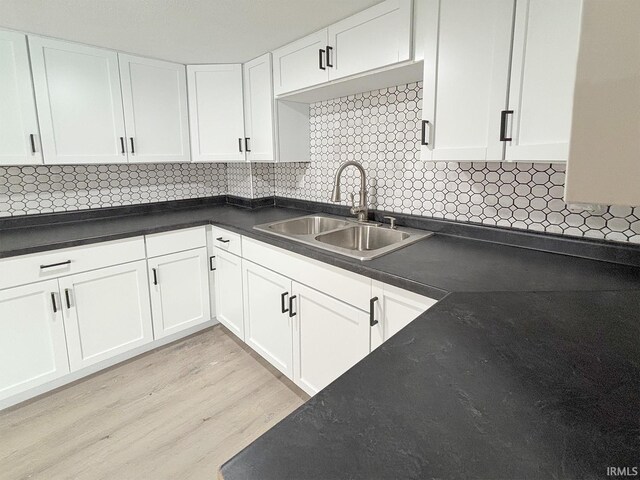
left=0, top=0, right=382, bottom=64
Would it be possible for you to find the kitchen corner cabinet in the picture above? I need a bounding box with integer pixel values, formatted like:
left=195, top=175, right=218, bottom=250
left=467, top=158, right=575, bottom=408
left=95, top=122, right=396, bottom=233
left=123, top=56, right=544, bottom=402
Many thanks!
left=28, top=36, right=127, bottom=165
left=243, top=53, right=276, bottom=161
left=59, top=261, right=153, bottom=371
left=292, top=283, right=370, bottom=395
left=370, top=280, right=437, bottom=350
left=148, top=248, right=211, bottom=339
left=242, top=260, right=293, bottom=377
left=0, top=30, right=42, bottom=166
left=0, top=280, right=69, bottom=401
left=504, top=0, right=583, bottom=162
left=327, top=0, right=412, bottom=81
left=214, top=248, right=245, bottom=340
left=420, top=0, right=582, bottom=163
left=118, top=54, right=190, bottom=163
left=187, top=64, right=246, bottom=162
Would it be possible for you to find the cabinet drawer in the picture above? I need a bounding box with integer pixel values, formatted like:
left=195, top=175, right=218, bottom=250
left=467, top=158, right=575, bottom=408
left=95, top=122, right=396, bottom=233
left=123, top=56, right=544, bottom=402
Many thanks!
left=242, top=237, right=370, bottom=311
left=210, top=226, right=242, bottom=257
left=0, top=237, right=146, bottom=291
left=145, top=226, right=207, bottom=258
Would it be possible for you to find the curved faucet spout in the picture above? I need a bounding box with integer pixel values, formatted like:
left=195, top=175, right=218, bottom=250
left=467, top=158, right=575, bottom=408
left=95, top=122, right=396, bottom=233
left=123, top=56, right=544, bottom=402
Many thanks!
left=330, top=161, right=369, bottom=222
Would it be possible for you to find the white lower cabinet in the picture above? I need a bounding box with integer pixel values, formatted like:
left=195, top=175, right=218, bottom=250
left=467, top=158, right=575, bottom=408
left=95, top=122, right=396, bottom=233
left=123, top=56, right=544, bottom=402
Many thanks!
left=148, top=248, right=211, bottom=339
left=0, top=280, right=69, bottom=401
left=242, top=260, right=293, bottom=377
left=291, top=282, right=370, bottom=396
left=59, top=261, right=153, bottom=371
left=370, top=280, right=437, bottom=350
left=214, top=248, right=245, bottom=340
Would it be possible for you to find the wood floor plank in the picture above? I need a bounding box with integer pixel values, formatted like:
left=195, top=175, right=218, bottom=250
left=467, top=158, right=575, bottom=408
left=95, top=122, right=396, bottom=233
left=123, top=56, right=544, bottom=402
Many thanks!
left=0, top=325, right=308, bottom=480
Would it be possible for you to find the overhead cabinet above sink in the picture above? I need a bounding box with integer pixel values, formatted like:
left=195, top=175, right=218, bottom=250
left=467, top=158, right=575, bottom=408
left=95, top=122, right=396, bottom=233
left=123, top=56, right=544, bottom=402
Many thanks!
left=272, top=0, right=415, bottom=100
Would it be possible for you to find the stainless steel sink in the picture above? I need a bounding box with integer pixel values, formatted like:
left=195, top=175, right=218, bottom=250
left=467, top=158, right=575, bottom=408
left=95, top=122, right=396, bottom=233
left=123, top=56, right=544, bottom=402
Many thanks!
left=265, top=216, right=351, bottom=235
left=316, top=225, right=410, bottom=251
left=254, top=214, right=433, bottom=261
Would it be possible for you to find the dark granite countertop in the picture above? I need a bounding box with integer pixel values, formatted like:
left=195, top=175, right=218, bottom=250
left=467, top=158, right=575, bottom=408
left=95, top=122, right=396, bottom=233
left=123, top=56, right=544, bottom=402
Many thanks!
left=221, top=290, right=640, bottom=480
left=1, top=201, right=639, bottom=479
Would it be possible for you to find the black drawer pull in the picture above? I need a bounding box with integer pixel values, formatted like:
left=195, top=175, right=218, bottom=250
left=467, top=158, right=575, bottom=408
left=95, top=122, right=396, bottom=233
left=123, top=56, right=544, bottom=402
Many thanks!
left=30, top=134, right=37, bottom=154
left=119, top=136, right=125, bottom=155
left=129, top=137, right=136, bottom=154
left=244, top=137, right=251, bottom=152
left=369, top=297, right=379, bottom=326
left=420, top=120, right=430, bottom=146
left=152, top=268, right=158, bottom=285
left=326, top=46, right=333, bottom=67
left=216, top=237, right=230, bottom=244
left=40, top=260, right=71, bottom=270
left=209, top=256, right=216, bottom=271
left=281, top=292, right=289, bottom=314
left=500, top=110, right=514, bottom=142
left=64, top=288, right=72, bottom=309
left=319, top=48, right=326, bottom=70
left=288, top=295, right=297, bottom=318
left=238, top=138, right=243, bottom=153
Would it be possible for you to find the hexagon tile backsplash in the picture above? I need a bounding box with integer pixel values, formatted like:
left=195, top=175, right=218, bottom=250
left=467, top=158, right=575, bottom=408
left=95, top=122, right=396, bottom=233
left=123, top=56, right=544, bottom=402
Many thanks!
left=1, top=81, right=638, bottom=244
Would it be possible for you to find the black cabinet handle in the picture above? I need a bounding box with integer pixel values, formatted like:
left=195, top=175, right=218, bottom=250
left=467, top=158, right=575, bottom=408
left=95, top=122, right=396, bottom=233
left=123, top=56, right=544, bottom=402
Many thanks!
left=281, top=292, right=289, bottom=314
left=129, top=137, right=135, bottom=154
left=119, top=136, right=125, bottom=155
left=40, top=260, right=71, bottom=270
left=288, top=295, right=297, bottom=318
left=238, top=138, right=243, bottom=153
left=369, top=297, right=379, bottom=326
left=500, top=110, right=514, bottom=142
left=420, top=120, right=430, bottom=146
left=64, top=289, right=72, bottom=309
left=152, top=268, right=158, bottom=285
left=319, top=48, right=326, bottom=70
left=326, top=46, right=333, bottom=67
left=51, top=292, right=58, bottom=313
left=245, top=137, right=251, bottom=152
left=209, top=256, right=216, bottom=271
left=30, top=134, right=37, bottom=154
left=216, top=237, right=230, bottom=243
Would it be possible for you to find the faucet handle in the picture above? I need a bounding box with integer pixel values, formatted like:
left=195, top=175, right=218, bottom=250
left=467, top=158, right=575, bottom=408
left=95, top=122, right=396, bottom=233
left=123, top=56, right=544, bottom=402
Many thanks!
left=384, top=216, right=397, bottom=229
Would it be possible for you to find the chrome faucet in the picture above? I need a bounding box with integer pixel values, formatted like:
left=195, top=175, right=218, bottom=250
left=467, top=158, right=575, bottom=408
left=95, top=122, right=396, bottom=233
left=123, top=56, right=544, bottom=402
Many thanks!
left=330, top=160, right=369, bottom=222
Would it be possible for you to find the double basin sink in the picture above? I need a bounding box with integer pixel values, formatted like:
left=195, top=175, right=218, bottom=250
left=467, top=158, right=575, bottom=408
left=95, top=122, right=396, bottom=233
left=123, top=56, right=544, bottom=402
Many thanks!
left=254, top=214, right=433, bottom=261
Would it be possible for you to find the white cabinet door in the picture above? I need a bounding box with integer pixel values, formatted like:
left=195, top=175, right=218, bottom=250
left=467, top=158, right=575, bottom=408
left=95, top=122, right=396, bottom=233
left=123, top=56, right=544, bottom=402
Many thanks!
left=243, top=54, right=275, bottom=162
left=327, top=0, right=412, bottom=81
left=292, top=283, right=369, bottom=395
left=28, top=36, right=127, bottom=164
left=505, top=0, right=583, bottom=162
left=187, top=64, right=246, bottom=163
left=59, top=261, right=153, bottom=371
left=272, top=30, right=329, bottom=96
left=0, top=280, right=69, bottom=401
left=370, top=281, right=437, bottom=350
left=213, top=248, right=245, bottom=340
left=148, top=248, right=211, bottom=339
left=119, top=54, right=190, bottom=163
left=242, top=260, right=293, bottom=377
left=420, top=0, right=514, bottom=162
left=0, top=30, right=42, bottom=166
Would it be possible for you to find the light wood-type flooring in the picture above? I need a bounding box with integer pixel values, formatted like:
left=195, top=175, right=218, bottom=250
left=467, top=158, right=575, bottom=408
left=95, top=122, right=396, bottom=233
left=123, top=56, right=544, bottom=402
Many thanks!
left=0, top=325, right=308, bottom=480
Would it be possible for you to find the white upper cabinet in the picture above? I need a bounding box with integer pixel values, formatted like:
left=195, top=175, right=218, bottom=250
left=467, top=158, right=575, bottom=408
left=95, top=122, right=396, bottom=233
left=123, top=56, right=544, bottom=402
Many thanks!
left=0, top=30, right=42, bottom=166
left=0, top=280, right=69, bottom=402
left=119, top=54, right=190, bottom=163
left=243, top=53, right=276, bottom=162
left=327, top=0, right=412, bottom=81
left=187, top=64, right=246, bottom=162
left=272, top=30, right=329, bottom=96
left=420, top=0, right=515, bottom=162
left=505, top=0, right=583, bottom=162
left=28, top=36, right=127, bottom=165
